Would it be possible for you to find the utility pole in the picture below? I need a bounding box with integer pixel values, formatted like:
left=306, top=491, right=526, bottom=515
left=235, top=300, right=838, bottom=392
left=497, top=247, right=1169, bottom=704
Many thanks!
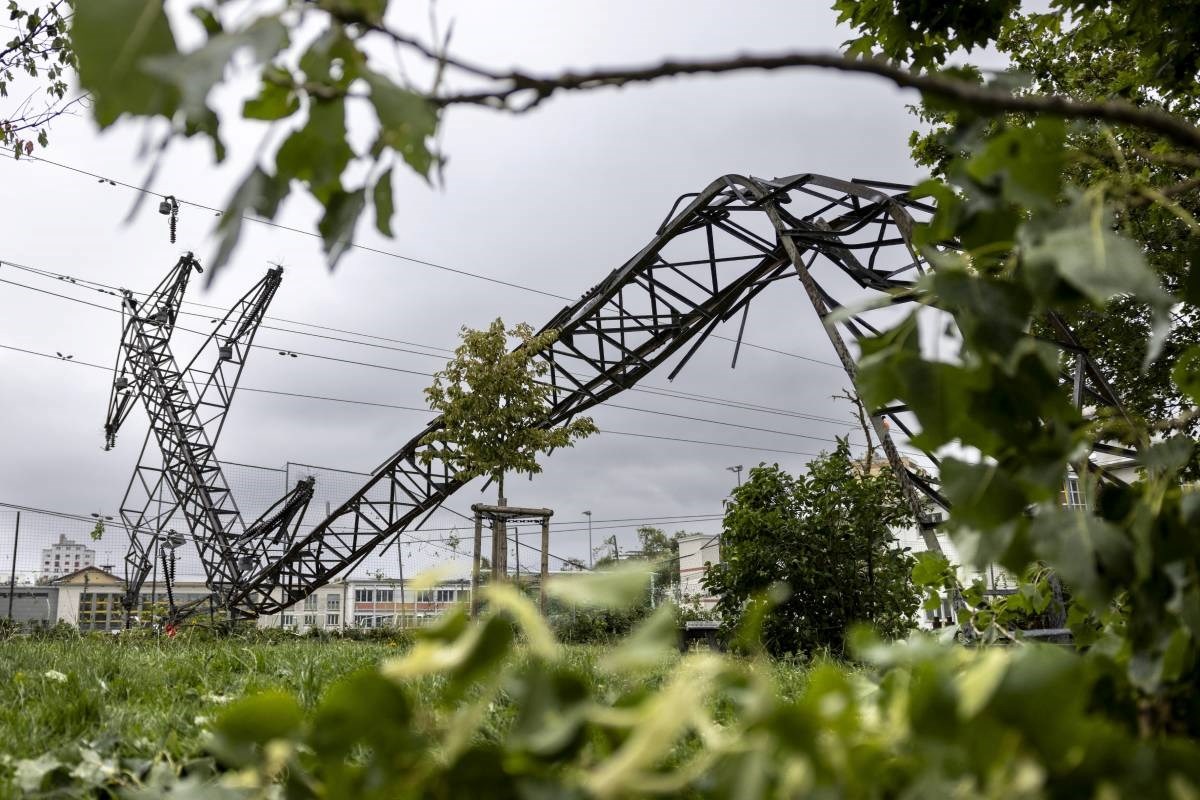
left=471, top=512, right=483, bottom=619
left=539, top=516, right=550, bottom=614
left=396, top=533, right=406, bottom=628
left=6, top=511, right=19, bottom=622
left=583, top=510, right=593, bottom=568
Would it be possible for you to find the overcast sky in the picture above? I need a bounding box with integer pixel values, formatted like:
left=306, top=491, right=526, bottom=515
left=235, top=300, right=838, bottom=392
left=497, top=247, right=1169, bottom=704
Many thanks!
left=0, top=0, right=935, bottom=580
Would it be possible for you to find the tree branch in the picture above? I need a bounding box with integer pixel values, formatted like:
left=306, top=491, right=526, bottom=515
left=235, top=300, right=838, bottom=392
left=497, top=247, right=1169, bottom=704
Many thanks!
left=409, top=50, right=1200, bottom=153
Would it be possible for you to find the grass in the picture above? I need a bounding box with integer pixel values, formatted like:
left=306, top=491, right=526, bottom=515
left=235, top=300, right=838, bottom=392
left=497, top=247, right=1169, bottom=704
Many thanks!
left=0, top=632, right=400, bottom=763
left=0, top=631, right=812, bottom=795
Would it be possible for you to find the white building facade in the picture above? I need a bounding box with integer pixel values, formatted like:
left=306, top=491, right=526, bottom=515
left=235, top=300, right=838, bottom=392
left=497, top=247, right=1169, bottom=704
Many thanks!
left=40, top=534, right=96, bottom=580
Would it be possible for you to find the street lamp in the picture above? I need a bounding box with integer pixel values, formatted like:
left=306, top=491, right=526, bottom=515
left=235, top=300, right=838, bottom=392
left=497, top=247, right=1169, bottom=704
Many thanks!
left=726, top=465, right=743, bottom=487
left=582, top=511, right=593, bottom=568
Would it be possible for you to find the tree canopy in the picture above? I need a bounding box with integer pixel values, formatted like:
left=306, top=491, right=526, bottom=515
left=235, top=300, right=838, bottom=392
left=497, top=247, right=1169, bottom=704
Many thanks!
left=1, top=1, right=76, bottom=155
left=704, top=446, right=918, bottom=656
left=418, top=318, right=595, bottom=500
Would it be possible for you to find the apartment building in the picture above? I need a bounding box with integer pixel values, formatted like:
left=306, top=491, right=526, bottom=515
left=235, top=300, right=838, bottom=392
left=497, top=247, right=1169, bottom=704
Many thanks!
left=40, top=534, right=96, bottom=581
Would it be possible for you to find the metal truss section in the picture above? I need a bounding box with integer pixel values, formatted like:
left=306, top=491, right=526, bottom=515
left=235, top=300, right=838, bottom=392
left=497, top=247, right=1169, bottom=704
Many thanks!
left=116, top=266, right=287, bottom=613
left=226, top=172, right=1130, bottom=617
left=106, top=260, right=313, bottom=617
left=116, top=174, right=1129, bottom=621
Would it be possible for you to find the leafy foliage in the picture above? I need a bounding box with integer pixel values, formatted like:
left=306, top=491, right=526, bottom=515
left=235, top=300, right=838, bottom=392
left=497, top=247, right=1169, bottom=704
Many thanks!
left=28, top=578, right=1200, bottom=799
left=704, top=446, right=919, bottom=656
left=70, top=0, right=440, bottom=274
left=1, top=0, right=75, bottom=155
left=893, top=3, right=1200, bottom=436
left=419, top=318, right=596, bottom=496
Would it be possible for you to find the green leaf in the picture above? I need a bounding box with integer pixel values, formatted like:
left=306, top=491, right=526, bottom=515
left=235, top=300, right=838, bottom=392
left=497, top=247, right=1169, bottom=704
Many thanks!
left=1030, top=508, right=1130, bottom=607
left=275, top=98, right=353, bottom=202
left=373, top=167, right=395, bottom=237
left=1140, top=434, right=1195, bottom=476
left=214, top=690, right=302, bottom=745
left=957, top=648, right=1009, bottom=719
left=600, top=604, right=679, bottom=672
left=141, top=18, right=287, bottom=157
left=364, top=70, right=438, bottom=178
left=1172, top=345, right=1200, bottom=404
left=940, top=458, right=1029, bottom=530
left=310, top=670, right=414, bottom=758
left=965, top=119, right=1065, bottom=210
left=911, top=551, right=951, bottom=587
left=317, top=187, right=366, bottom=269
left=72, top=0, right=180, bottom=127
left=243, top=66, right=300, bottom=121
left=13, top=753, right=62, bottom=793
left=317, top=0, right=388, bottom=25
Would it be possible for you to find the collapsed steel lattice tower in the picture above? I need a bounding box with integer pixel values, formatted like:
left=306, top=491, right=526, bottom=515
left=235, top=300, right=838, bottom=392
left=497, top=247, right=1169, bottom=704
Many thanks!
left=105, top=256, right=314, bottom=618
left=107, top=173, right=1132, bottom=620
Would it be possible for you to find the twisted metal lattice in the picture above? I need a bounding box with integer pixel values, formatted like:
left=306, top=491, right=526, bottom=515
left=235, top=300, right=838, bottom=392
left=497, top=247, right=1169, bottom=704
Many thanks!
left=112, top=174, right=1130, bottom=619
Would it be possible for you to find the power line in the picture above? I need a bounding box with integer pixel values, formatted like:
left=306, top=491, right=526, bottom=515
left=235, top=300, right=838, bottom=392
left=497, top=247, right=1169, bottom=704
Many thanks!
left=0, top=498, right=722, bottom=572
left=2, top=342, right=894, bottom=461
left=0, top=150, right=844, bottom=368
left=1, top=256, right=852, bottom=425
left=0, top=264, right=895, bottom=444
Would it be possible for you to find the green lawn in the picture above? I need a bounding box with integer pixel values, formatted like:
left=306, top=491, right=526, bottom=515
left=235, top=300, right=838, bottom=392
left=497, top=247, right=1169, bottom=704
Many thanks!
left=0, top=633, right=399, bottom=763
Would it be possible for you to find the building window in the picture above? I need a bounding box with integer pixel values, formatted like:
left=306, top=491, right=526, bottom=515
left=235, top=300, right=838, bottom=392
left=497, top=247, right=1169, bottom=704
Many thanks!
left=327, top=595, right=340, bottom=611
left=416, top=590, right=433, bottom=603
left=374, top=615, right=394, bottom=627
left=354, top=589, right=372, bottom=603
left=281, top=614, right=294, bottom=627
left=375, top=589, right=394, bottom=603
left=303, top=614, right=317, bottom=627
left=326, top=613, right=340, bottom=627
left=1064, top=476, right=1086, bottom=509
left=303, top=595, right=317, bottom=611
left=436, top=589, right=455, bottom=603
left=354, top=614, right=373, bottom=628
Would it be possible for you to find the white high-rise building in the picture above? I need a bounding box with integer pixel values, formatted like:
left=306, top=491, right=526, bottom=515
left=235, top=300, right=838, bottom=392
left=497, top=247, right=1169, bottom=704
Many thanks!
left=40, top=534, right=95, bottom=580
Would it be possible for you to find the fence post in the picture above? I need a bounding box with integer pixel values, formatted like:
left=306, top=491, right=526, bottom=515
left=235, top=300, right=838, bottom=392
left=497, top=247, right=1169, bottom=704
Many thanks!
left=6, top=511, right=19, bottom=621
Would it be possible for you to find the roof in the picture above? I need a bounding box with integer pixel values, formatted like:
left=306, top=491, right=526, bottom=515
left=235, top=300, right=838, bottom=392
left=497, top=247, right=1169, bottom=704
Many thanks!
left=51, top=565, right=123, bottom=586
